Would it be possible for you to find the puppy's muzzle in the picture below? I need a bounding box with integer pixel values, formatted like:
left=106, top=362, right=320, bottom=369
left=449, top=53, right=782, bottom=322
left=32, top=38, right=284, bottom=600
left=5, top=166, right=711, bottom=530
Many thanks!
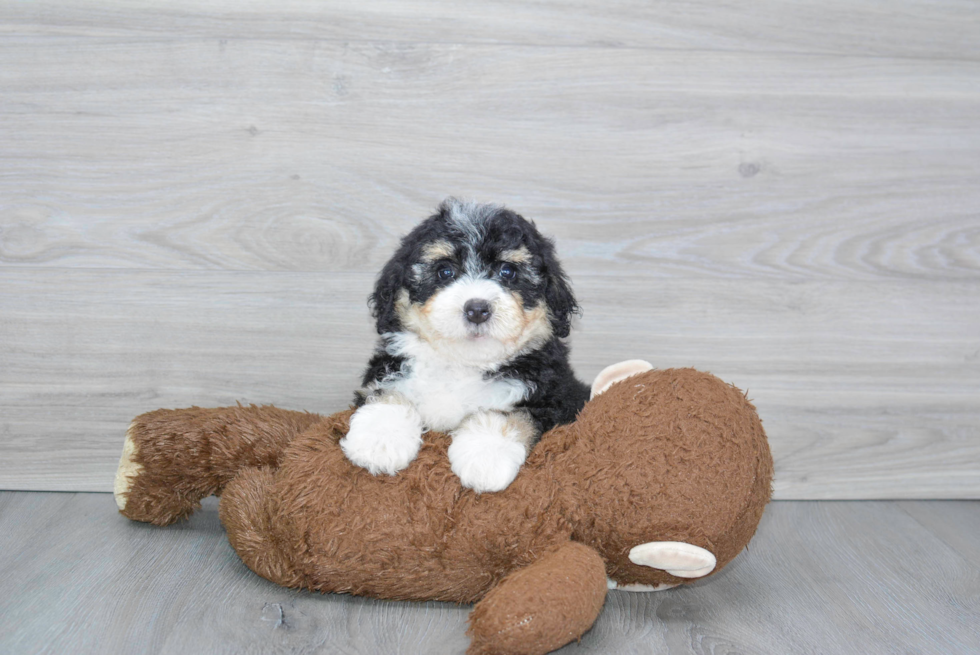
left=463, top=299, right=492, bottom=325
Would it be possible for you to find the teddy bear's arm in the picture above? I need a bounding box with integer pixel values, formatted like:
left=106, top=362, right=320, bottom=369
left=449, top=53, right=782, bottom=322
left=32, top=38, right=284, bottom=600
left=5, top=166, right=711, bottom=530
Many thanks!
left=115, top=404, right=321, bottom=525
left=466, top=542, right=608, bottom=655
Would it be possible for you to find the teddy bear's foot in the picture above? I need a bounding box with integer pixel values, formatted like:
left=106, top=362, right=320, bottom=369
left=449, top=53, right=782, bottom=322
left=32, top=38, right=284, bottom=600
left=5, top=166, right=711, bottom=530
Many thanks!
left=591, top=359, right=654, bottom=399
left=113, top=416, right=218, bottom=525
left=628, top=541, right=717, bottom=579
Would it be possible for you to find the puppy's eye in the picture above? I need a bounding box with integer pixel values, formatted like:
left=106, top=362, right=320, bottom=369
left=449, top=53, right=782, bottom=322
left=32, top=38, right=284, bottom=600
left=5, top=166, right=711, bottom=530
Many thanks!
left=498, top=263, right=517, bottom=281
left=437, top=264, right=456, bottom=280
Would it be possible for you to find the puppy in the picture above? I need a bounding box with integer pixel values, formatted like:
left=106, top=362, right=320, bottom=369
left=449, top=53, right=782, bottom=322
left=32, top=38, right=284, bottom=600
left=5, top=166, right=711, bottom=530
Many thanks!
left=340, top=198, right=591, bottom=493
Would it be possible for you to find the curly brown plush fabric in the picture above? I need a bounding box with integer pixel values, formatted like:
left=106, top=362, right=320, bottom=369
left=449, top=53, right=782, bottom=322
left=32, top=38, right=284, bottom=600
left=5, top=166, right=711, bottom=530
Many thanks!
left=117, top=368, right=773, bottom=655
left=118, top=404, right=321, bottom=525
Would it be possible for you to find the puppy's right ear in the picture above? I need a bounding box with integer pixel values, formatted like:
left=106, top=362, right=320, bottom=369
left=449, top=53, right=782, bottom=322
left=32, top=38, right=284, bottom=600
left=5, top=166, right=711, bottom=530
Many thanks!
left=368, top=249, right=409, bottom=335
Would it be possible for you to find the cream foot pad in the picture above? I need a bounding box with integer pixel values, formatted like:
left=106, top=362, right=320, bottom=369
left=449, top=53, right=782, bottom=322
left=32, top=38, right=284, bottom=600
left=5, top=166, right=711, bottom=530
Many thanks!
left=628, top=541, right=717, bottom=579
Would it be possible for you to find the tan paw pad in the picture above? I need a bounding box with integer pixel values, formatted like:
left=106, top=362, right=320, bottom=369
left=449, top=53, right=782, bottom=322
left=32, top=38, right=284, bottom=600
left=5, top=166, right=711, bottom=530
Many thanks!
left=628, top=541, right=716, bottom=579
left=113, top=423, right=144, bottom=511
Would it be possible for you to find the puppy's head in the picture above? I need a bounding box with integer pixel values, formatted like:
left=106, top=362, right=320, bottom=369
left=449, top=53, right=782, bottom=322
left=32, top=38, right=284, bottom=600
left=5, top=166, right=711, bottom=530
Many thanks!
left=370, top=199, right=578, bottom=365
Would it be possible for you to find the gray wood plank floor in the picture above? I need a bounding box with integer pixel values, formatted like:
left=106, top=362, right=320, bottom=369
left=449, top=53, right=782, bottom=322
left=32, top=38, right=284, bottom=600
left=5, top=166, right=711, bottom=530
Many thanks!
left=1, top=492, right=977, bottom=654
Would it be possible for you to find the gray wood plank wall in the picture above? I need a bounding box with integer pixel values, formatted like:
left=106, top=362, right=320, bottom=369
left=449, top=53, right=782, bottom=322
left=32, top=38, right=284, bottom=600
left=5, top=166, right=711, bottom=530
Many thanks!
left=1, top=1, right=978, bottom=497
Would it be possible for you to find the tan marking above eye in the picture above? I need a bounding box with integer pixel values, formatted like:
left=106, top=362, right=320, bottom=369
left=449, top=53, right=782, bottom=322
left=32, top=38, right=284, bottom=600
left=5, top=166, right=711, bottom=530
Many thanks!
left=498, top=245, right=532, bottom=265
left=420, top=240, right=455, bottom=263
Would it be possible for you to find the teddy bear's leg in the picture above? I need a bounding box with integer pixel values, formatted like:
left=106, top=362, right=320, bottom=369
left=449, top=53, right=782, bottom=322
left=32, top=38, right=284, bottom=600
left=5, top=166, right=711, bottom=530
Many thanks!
left=467, top=542, right=608, bottom=655
left=590, top=359, right=654, bottom=399
left=219, top=466, right=304, bottom=588
left=115, top=405, right=321, bottom=525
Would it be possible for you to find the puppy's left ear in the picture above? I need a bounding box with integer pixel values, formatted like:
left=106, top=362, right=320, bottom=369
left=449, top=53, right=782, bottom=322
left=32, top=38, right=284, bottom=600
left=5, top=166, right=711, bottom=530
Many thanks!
left=541, top=239, right=579, bottom=339
left=369, top=251, right=408, bottom=335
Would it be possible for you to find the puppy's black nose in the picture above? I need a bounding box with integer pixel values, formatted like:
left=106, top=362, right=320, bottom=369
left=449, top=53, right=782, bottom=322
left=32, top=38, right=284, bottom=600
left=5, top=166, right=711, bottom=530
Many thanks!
left=463, top=299, right=492, bottom=325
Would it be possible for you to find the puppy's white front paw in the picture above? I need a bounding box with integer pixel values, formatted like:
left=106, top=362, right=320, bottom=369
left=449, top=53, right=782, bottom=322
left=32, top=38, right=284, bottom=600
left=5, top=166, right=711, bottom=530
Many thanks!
left=340, top=402, right=423, bottom=475
left=448, top=413, right=527, bottom=493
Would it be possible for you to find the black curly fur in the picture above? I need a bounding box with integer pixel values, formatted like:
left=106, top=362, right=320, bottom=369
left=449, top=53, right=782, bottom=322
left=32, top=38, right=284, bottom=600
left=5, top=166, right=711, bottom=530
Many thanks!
left=494, top=338, right=591, bottom=434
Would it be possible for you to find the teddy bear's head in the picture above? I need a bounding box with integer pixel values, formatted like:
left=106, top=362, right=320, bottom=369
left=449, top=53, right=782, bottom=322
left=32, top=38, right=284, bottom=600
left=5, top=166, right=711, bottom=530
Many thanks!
left=540, top=367, right=773, bottom=589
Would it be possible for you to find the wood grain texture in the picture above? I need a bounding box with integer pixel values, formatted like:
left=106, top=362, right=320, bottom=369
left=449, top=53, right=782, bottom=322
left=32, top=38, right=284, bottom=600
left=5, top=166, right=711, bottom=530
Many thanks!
left=1, top=270, right=977, bottom=497
left=2, top=0, right=979, bottom=59
left=1, top=493, right=977, bottom=654
left=1, top=2, right=978, bottom=497
left=2, top=39, right=979, bottom=277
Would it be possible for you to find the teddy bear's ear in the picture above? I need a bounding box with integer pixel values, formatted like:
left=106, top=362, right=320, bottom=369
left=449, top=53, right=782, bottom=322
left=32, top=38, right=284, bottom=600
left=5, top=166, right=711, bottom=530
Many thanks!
left=368, top=252, right=409, bottom=335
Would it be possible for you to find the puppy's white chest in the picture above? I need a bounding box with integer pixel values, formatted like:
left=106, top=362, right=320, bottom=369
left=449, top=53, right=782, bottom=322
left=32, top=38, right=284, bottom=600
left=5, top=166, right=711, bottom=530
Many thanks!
left=387, top=358, right=526, bottom=432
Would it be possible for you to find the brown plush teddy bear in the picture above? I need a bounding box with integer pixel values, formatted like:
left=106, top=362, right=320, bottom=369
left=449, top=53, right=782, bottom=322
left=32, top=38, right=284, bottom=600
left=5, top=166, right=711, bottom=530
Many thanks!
left=114, top=362, right=773, bottom=655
